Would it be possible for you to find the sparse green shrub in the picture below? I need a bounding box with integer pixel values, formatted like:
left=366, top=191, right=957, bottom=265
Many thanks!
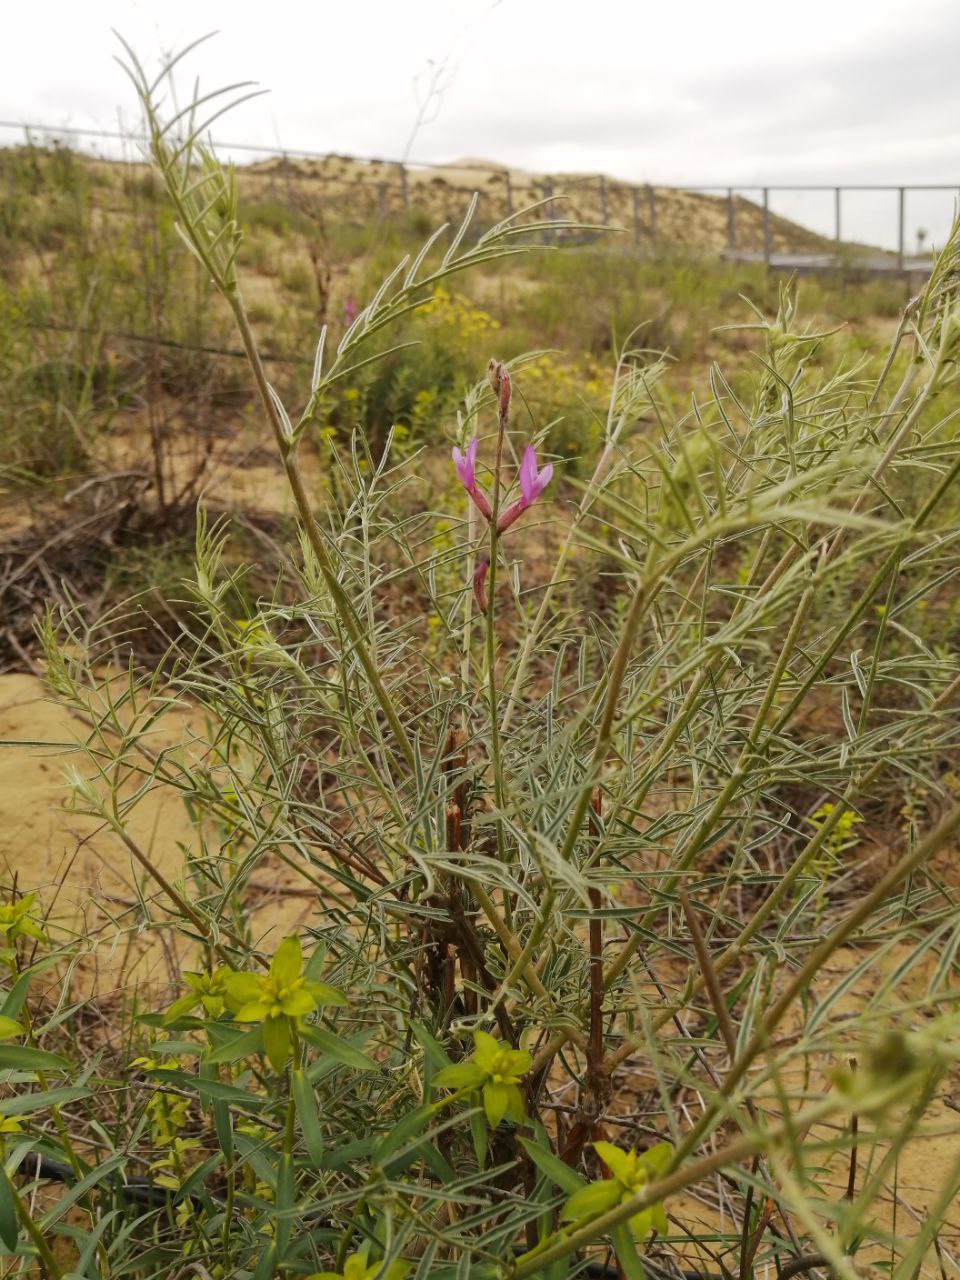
left=8, top=39, right=960, bottom=1280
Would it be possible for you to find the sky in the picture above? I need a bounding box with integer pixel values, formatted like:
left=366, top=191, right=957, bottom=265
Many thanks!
left=2, top=0, right=959, bottom=250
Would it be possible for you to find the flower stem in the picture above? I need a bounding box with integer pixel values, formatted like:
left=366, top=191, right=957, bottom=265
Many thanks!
left=484, top=367, right=510, bottom=875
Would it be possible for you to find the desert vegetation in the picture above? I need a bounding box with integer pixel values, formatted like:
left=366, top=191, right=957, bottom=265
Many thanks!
left=2, top=37, right=960, bottom=1280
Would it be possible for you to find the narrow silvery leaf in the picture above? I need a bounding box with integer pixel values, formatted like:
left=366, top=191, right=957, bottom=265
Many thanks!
left=311, top=326, right=327, bottom=394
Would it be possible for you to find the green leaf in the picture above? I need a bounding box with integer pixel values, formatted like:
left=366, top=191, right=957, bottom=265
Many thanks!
left=292, top=1069, right=325, bottom=1166
left=304, top=981, right=347, bottom=1008
left=504, top=1083, right=525, bottom=1124
left=472, top=1030, right=500, bottom=1071
left=223, top=972, right=263, bottom=1008
left=303, top=944, right=330, bottom=984
left=375, top=1103, right=434, bottom=1162
left=212, top=1098, right=233, bottom=1163
left=648, top=1202, right=668, bottom=1236
left=0, top=1018, right=23, bottom=1042
left=594, top=1141, right=632, bottom=1184
left=561, top=1178, right=621, bottom=1223
left=0, top=957, right=59, bottom=1020
left=501, top=1049, right=532, bottom=1076
left=0, top=1086, right=91, bottom=1117
left=175, top=1152, right=223, bottom=1206
left=316, top=1133, right=375, bottom=1172
left=163, top=993, right=200, bottom=1023
left=269, top=935, right=302, bottom=987
left=630, top=1202, right=666, bottom=1239
left=75, top=1206, right=122, bottom=1273
left=139, top=1011, right=204, bottom=1031
left=236, top=999, right=271, bottom=1023
left=275, top=1147, right=294, bottom=1255
left=483, top=1081, right=509, bottom=1128
left=281, top=988, right=317, bottom=1019
left=141, top=1068, right=270, bottom=1110
left=431, top=1062, right=485, bottom=1091
left=39, top=1154, right=126, bottom=1229
left=637, top=1141, right=672, bottom=1176
left=0, top=1046, right=69, bottom=1073
left=519, top=1136, right=587, bottom=1196
left=234, top=1131, right=279, bottom=1191
left=263, top=1014, right=291, bottom=1071
left=252, top=1240, right=278, bottom=1280
left=0, top=1168, right=17, bottom=1252
left=611, top=1222, right=646, bottom=1280
left=203, top=1025, right=264, bottom=1065
left=469, top=1103, right=487, bottom=1170
left=299, top=1023, right=378, bottom=1071
left=0, top=961, right=56, bottom=1021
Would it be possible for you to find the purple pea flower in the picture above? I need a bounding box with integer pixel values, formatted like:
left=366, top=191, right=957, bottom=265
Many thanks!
left=496, top=444, right=554, bottom=533
left=452, top=437, right=492, bottom=520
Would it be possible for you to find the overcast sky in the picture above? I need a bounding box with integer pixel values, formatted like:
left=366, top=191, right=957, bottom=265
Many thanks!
left=3, top=0, right=959, bottom=248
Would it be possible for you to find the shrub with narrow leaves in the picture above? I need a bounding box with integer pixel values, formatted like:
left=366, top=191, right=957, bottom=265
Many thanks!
left=8, top=34, right=960, bottom=1280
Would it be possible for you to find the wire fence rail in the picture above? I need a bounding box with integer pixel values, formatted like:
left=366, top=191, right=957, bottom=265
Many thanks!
left=1, top=117, right=954, bottom=272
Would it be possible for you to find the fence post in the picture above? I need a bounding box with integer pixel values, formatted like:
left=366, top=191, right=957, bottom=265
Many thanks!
left=598, top=174, right=608, bottom=226
left=834, top=187, right=841, bottom=252
left=631, top=186, right=641, bottom=244
left=762, top=187, right=771, bottom=264
left=897, top=186, right=905, bottom=270
left=647, top=184, right=657, bottom=249
left=377, top=182, right=386, bottom=220
left=726, top=188, right=736, bottom=253
left=399, top=163, right=409, bottom=211
left=504, top=169, right=513, bottom=218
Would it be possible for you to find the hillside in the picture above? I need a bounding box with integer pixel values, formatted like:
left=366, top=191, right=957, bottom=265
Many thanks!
left=244, top=150, right=834, bottom=254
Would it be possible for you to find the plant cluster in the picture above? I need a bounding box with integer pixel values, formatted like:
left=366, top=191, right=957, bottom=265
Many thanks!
left=5, top=37, right=960, bottom=1280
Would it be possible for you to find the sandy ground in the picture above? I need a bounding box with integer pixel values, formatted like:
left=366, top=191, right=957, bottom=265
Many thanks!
left=0, top=671, right=319, bottom=996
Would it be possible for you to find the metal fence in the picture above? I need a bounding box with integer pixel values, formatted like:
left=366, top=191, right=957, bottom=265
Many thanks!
left=1, top=118, right=955, bottom=272
left=714, top=184, right=960, bottom=271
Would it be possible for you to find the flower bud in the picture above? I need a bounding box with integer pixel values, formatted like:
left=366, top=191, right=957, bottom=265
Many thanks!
left=473, top=559, right=489, bottom=612
left=486, top=359, right=512, bottom=420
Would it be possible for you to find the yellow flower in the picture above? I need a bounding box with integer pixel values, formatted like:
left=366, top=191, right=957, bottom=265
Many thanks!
left=223, top=936, right=346, bottom=1071
left=164, top=968, right=232, bottom=1023
left=0, top=893, right=46, bottom=952
left=432, top=1029, right=531, bottom=1127
left=309, top=1242, right=410, bottom=1280
left=562, top=1141, right=672, bottom=1239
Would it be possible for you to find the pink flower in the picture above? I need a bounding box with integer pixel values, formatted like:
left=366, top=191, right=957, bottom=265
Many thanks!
left=452, top=437, right=492, bottom=520
left=496, top=444, right=554, bottom=533
left=452, top=436, right=478, bottom=489
left=518, top=444, right=553, bottom=505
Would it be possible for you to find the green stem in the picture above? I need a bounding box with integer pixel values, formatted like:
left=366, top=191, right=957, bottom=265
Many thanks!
left=485, top=373, right=509, bottom=872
